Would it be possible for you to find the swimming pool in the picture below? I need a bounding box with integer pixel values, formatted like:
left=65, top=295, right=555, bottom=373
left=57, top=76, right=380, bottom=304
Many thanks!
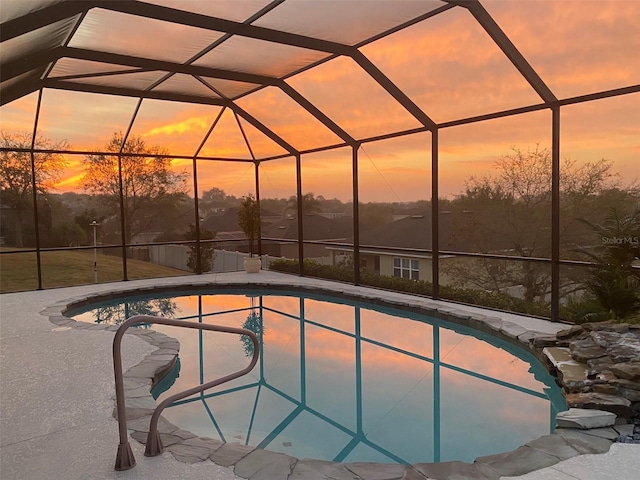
left=71, top=288, right=565, bottom=465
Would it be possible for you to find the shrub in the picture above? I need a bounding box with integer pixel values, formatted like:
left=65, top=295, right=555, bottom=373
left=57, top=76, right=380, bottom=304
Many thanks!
left=184, top=224, right=216, bottom=273
left=269, top=258, right=551, bottom=317
left=571, top=207, right=640, bottom=322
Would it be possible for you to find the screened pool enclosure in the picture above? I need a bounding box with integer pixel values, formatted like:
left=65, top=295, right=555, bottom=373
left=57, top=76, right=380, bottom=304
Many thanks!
left=1, top=0, right=639, bottom=321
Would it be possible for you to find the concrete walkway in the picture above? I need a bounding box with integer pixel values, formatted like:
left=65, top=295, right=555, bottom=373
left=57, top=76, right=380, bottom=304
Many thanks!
left=1, top=271, right=638, bottom=479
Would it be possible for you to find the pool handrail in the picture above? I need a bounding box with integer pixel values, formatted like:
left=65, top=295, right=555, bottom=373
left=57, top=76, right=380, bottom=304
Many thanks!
left=112, top=314, right=259, bottom=471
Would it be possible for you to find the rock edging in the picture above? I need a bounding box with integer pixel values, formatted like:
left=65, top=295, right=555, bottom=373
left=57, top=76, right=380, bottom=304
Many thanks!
left=534, top=321, right=640, bottom=427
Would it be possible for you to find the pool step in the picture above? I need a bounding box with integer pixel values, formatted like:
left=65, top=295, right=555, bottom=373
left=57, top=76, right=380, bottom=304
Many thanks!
left=542, top=347, right=590, bottom=392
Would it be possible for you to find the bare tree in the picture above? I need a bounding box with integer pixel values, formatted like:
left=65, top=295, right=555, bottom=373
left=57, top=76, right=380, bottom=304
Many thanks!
left=444, top=145, right=633, bottom=302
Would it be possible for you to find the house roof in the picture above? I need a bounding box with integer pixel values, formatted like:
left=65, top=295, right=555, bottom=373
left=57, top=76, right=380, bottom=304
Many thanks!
left=201, top=207, right=241, bottom=233
left=262, top=213, right=352, bottom=241
left=359, top=212, right=437, bottom=250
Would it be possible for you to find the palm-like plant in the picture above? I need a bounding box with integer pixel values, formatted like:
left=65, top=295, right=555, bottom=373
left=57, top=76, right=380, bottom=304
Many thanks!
left=574, top=207, right=640, bottom=320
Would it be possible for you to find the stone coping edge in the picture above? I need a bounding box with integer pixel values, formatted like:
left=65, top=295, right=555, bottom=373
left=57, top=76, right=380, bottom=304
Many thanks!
left=41, top=279, right=620, bottom=480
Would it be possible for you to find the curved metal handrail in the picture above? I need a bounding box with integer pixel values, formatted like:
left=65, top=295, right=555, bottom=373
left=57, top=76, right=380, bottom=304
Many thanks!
left=112, top=315, right=259, bottom=471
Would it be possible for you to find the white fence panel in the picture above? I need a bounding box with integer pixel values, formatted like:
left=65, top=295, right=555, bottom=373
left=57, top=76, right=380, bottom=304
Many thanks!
left=147, top=245, right=284, bottom=273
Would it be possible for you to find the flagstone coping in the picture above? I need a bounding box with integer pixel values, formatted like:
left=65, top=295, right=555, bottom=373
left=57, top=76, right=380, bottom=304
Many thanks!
left=42, top=277, right=631, bottom=480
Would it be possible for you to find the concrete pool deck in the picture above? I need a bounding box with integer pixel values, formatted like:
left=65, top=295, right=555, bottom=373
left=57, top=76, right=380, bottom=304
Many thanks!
left=1, top=270, right=638, bottom=479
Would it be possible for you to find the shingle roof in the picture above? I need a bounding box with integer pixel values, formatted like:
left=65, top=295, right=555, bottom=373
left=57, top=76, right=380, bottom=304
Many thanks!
left=262, top=214, right=352, bottom=241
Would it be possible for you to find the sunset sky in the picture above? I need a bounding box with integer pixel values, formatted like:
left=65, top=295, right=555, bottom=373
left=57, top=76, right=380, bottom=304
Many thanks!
left=1, top=0, right=638, bottom=202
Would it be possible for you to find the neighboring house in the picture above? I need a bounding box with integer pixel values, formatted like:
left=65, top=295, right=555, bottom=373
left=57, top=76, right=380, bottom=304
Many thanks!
left=327, top=210, right=542, bottom=299
left=201, top=207, right=252, bottom=249
left=201, top=206, right=289, bottom=254
left=328, top=213, right=441, bottom=281
left=261, top=214, right=353, bottom=259
left=326, top=211, right=485, bottom=284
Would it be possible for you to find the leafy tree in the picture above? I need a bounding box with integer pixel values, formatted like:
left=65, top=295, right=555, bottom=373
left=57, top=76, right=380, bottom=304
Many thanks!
left=444, top=145, right=630, bottom=302
left=73, top=208, right=105, bottom=244
left=359, top=202, right=394, bottom=230
left=58, top=221, right=88, bottom=246
left=240, top=310, right=264, bottom=357
left=92, top=298, right=178, bottom=326
left=238, top=194, right=261, bottom=256
left=0, top=131, right=68, bottom=247
left=81, top=132, right=187, bottom=243
left=285, top=192, right=322, bottom=217
left=184, top=223, right=216, bottom=273
left=201, top=186, right=227, bottom=203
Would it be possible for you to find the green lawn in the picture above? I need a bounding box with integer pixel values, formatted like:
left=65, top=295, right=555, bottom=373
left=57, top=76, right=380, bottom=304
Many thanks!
left=0, top=248, right=189, bottom=293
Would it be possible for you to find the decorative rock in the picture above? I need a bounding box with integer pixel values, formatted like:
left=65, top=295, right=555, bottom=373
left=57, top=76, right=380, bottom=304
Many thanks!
left=525, top=434, right=581, bottom=460
left=172, top=429, right=198, bottom=441
left=555, top=408, right=616, bottom=429
left=543, top=347, right=590, bottom=392
left=611, top=379, right=640, bottom=401
left=590, top=331, right=623, bottom=347
left=610, top=362, right=640, bottom=380
left=209, top=442, right=255, bottom=467
left=131, top=429, right=183, bottom=448
left=474, top=446, right=560, bottom=477
left=569, top=338, right=607, bottom=363
left=595, top=370, right=618, bottom=383
left=604, top=338, right=640, bottom=363
left=565, top=392, right=633, bottom=418
left=553, top=428, right=614, bottom=454
left=614, top=424, right=635, bottom=437
left=167, top=442, right=216, bottom=463
left=151, top=348, right=180, bottom=356
left=122, top=377, right=152, bottom=390
left=413, top=460, right=500, bottom=480
left=124, top=385, right=153, bottom=398
left=182, top=436, right=224, bottom=451
left=582, top=321, right=629, bottom=333
left=556, top=325, right=583, bottom=340
left=517, top=331, right=538, bottom=344
left=113, top=406, right=154, bottom=420
left=533, top=335, right=558, bottom=348
left=586, top=356, right=614, bottom=372
left=290, top=459, right=363, bottom=480
left=234, top=448, right=297, bottom=479
left=592, top=384, right=620, bottom=396
left=126, top=414, right=178, bottom=434
left=580, top=427, right=620, bottom=440
left=344, top=462, right=406, bottom=480
left=400, top=467, right=431, bottom=480
left=123, top=395, right=157, bottom=410
left=543, top=347, right=574, bottom=368
left=499, top=322, right=529, bottom=340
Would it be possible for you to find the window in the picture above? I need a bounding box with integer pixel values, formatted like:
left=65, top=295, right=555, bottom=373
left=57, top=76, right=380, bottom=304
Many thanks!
left=393, top=258, right=419, bottom=280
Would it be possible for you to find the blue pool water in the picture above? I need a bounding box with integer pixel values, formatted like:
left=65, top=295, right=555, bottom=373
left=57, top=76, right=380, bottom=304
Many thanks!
left=71, top=289, right=565, bottom=465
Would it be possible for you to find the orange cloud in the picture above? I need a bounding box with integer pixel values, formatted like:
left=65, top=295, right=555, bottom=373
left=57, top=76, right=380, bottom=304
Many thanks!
left=482, top=0, right=640, bottom=98
left=145, top=116, right=212, bottom=137
left=2, top=2, right=638, bottom=203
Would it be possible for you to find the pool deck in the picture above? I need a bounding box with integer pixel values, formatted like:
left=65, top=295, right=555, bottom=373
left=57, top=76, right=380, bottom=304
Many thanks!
left=1, top=271, right=638, bottom=480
